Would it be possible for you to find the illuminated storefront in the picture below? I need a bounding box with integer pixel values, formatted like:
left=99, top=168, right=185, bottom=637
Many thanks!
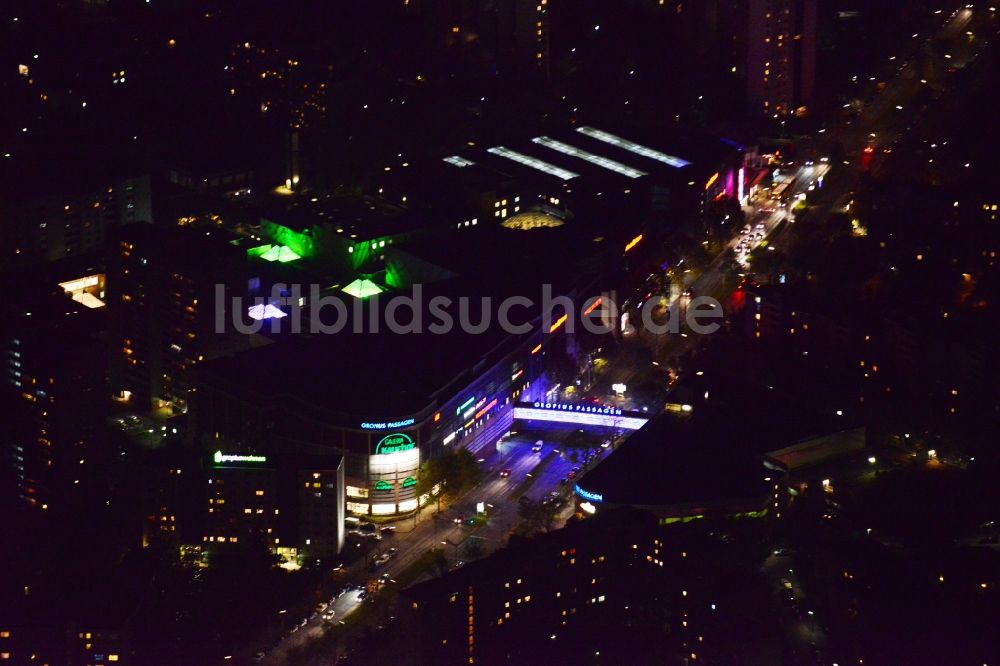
left=367, top=433, right=420, bottom=515
left=195, top=313, right=548, bottom=519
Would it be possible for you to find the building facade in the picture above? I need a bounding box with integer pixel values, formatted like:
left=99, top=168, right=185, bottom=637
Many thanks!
left=2, top=283, right=106, bottom=512
left=203, top=451, right=345, bottom=559
left=3, top=176, right=151, bottom=266
left=747, top=0, right=817, bottom=117
left=194, top=327, right=546, bottom=518
left=106, top=223, right=250, bottom=413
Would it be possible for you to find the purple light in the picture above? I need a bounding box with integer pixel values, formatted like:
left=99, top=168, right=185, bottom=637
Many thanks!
left=512, top=406, right=647, bottom=430
left=248, top=303, right=287, bottom=320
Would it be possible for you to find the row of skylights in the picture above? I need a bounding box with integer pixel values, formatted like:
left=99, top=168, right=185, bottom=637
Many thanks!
left=532, top=136, right=647, bottom=179
left=576, top=126, right=691, bottom=168
left=486, top=146, right=580, bottom=181
left=443, top=155, right=476, bottom=168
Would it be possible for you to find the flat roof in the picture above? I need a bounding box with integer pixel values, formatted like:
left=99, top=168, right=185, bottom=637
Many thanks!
left=200, top=208, right=618, bottom=423
left=198, top=310, right=527, bottom=423
left=257, top=193, right=414, bottom=240
left=379, top=124, right=738, bottom=213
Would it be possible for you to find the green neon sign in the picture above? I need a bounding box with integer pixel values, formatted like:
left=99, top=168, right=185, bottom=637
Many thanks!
left=402, top=476, right=417, bottom=489
left=374, top=480, right=394, bottom=491
left=375, top=433, right=416, bottom=455
left=456, top=396, right=475, bottom=416
left=213, top=450, right=267, bottom=465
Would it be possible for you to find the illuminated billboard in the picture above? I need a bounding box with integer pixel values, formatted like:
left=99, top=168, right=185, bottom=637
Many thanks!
left=360, top=418, right=416, bottom=430
left=212, top=450, right=267, bottom=465
left=375, top=433, right=416, bottom=455
left=512, top=403, right=648, bottom=430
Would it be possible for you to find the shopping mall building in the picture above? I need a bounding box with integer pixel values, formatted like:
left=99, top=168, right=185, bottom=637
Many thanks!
left=194, top=314, right=548, bottom=516
left=190, top=125, right=743, bottom=517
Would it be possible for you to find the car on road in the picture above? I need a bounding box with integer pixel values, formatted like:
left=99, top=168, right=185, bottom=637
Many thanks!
left=532, top=442, right=543, bottom=453
left=500, top=468, right=511, bottom=478
left=379, top=572, right=392, bottom=585
left=453, top=514, right=465, bottom=524
left=322, top=610, right=336, bottom=622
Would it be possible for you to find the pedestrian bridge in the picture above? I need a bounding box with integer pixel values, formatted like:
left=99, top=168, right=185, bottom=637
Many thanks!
left=512, top=401, right=649, bottom=431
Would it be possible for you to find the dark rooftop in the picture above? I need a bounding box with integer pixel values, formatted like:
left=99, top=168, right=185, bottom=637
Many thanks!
left=576, top=414, right=774, bottom=509
left=199, top=308, right=529, bottom=422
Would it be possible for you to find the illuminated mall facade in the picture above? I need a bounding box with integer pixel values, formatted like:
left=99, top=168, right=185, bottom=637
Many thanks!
left=194, top=331, right=545, bottom=517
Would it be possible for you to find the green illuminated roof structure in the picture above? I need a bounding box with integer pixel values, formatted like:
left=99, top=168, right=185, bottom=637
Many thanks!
left=343, top=278, right=383, bottom=299
left=261, top=219, right=316, bottom=258
left=261, top=245, right=301, bottom=262
left=248, top=244, right=301, bottom=263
